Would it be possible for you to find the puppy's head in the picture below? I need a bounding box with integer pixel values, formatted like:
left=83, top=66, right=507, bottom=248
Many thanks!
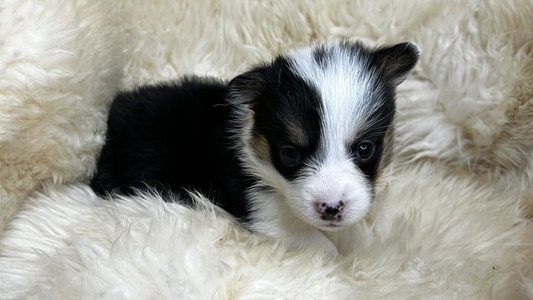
left=228, top=41, right=419, bottom=231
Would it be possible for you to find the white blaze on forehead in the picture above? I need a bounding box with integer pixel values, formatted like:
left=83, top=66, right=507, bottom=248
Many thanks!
left=283, top=43, right=379, bottom=226
left=288, top=43, right=381, bottom=156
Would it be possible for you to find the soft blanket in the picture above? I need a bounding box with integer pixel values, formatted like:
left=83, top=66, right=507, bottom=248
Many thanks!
left=0, top=0, right=532, bottom=298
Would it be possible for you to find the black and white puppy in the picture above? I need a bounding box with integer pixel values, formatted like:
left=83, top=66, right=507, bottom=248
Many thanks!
left=91, top=40, right=419, bottom=255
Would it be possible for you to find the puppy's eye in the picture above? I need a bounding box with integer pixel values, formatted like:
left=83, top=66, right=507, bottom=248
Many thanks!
left=355, top=140, right=375, bottom=161
left=280, top=146, right=301, bottom=167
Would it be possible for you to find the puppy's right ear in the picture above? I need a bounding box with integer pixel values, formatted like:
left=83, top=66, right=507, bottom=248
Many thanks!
left=373, top=42, right=420, bottom=86
left=227, top=66, right=266, bottom=106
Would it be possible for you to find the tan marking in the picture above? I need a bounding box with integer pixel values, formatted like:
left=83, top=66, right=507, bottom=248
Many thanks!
left=250, top=133, right=272, bottom=163
left=284, top=121, right=308, bottom=147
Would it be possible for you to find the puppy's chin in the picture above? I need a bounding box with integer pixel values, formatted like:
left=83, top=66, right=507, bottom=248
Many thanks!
left=317, top=223, right=346, bottom=232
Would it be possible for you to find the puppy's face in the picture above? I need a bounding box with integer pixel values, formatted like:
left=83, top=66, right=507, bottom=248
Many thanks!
left=229, top=41, right=419, bottom=231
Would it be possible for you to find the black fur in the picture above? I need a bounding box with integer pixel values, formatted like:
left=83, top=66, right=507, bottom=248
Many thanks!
left=91, top=77, right=253, bottom=220
left=246, top=57, right=323, bottom=181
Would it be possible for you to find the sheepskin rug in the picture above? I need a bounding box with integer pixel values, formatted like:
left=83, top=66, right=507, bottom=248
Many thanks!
left=1, top=0, right=532, bottom=298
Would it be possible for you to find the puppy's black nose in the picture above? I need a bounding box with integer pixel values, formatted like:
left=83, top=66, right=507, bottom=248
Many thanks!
left=316, top=201, right=345, bottom=221
left=322, top=207, right=339, bottom=220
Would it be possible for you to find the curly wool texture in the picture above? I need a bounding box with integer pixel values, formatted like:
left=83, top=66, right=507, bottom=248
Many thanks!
left=0, top=0, right=124, bottom=233
left=0, top=0, right=531, bottom=299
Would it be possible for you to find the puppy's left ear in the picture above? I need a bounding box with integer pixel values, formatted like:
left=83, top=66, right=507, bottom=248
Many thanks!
left=373, top=42, right=420, bottom=86
left=227, top=67, right=266, bottom=106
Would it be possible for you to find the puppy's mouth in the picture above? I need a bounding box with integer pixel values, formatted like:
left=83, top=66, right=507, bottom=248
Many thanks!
left=318, top=221, right=345, bottom=232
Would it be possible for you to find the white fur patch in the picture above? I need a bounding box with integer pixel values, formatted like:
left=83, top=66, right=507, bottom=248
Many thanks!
left=283, top=44, right=377, bottom=230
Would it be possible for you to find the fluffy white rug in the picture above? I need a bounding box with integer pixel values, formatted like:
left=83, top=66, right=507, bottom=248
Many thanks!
left=1, top=0, right=532, bottom=298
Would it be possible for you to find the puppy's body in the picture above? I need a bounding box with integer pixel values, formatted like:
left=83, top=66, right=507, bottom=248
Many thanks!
left=92, top=79, right=253, bottom=219
left=91, top=41, right=419, bottom=255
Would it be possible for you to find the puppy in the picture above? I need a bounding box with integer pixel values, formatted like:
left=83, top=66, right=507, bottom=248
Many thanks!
left=91, top=40, right=419, bottom=255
